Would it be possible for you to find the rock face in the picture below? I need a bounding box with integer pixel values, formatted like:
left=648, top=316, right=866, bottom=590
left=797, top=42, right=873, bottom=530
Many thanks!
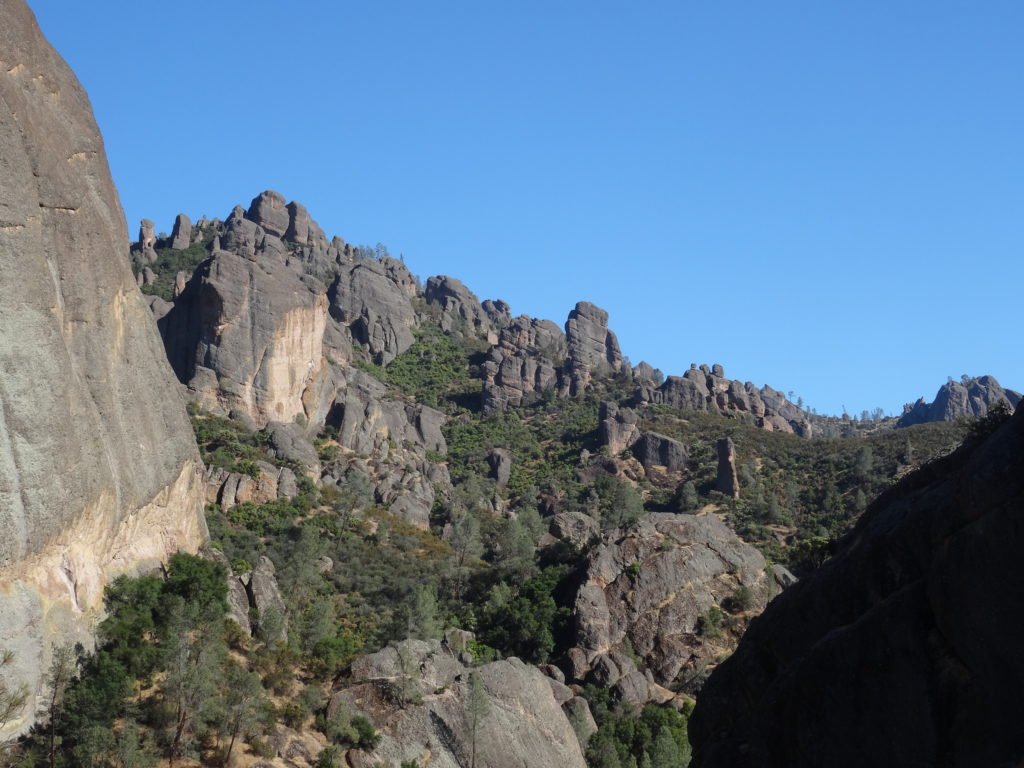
left=599, top=401, right=640, bottom=456
left=170, top=212, right=192, bottom=250
left=714, top=437, right=740, bottom=498
left=568, top=514, right=769, bottom=704
left=481, top=316, right=567, bottom=413
left=563, top=301, right=624, bottom=395
left=689, top=407, right=1024, bottom=768
left=638, top=365, right=812, bottom=436
left=898, top=374, right=1020, bottom=427
left=0, top=1, right=205, bottom=735
left=160, top=246, right=329, bottom=426
left=424, top=275, right=499, bottom=338
left=330, top=637, right=588, bottom=768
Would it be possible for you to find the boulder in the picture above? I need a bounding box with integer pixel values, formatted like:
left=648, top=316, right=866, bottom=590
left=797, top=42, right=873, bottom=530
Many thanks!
left=632, top=431, right=688, bottom=472
left=550, top=511, right=600, bottom=550
left=487, top=448, right=512, bottom=488
left=599, top=401, right=640, bottom=455
left=247, top=556, right=288, bottom=643
left=571, top=513, right=769, bottom=700
left=244, top=189, right=290, bottom=238
left=563, top=301, right=623, bottom=395
left=328, top=258, right=417, bottom=365
left=715, top=437, right=740, bottom=498
left=424, top=275, right=492, bottom=336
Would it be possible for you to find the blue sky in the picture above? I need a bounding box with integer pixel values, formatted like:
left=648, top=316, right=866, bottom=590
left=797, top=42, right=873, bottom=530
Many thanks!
left=28, top=1, right=1024, bottom=416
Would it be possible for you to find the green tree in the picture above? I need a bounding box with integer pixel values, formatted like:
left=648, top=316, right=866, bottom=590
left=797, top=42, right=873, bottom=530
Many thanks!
left=214, top=661, right=263, bottom=767
left=40, top=644, right=76, bottom=768
left=0, top=649, right=30, bottom=747
left=465, top=671, right=490, bottom=768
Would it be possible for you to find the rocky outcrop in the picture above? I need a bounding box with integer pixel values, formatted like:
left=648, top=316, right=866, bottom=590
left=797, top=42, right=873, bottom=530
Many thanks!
left=599, top=401, right=640, bottom=455
left=639, top=364, right=812, bottom=436
left=898, top=374, right=1020, bottom=427
left=487, top=448, right=512, bottom=488
left=568, top=514, right=769, bottom=704
left=170, top=213, right=192, bottom=249
left=631, top=432, right=688, bottom=473
left=0, top=1, right=205, bottom=734
left=563, top=302, right=624, bottom=395
left=330, top=637, right=588, bottom=768
left=424, top=275, right=497, bottom=338
left=549, top=511, right=600, bottom=550
left=160, top=245, right=329, bottom=426
left=328, top=257, right=417, bottom=365
left=482, top=316, right=567, bottom=413
left=689, top=407, right=1024, bottom=768
left=714, top=437, right=740, bottom=498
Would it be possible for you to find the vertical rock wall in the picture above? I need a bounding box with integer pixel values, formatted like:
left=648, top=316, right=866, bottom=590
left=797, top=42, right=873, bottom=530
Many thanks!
left=0, top=0, right=206, bottom=734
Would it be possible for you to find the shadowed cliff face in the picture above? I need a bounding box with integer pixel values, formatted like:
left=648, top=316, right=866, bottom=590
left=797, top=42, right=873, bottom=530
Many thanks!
left=689, top=407, right=1024, bottom=768
left=0, top=0, right=206, bottom=734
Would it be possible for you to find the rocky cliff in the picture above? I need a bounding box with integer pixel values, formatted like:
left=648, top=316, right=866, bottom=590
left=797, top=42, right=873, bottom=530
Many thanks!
left=898, top=374, right=1020, bottom=427
left=0, top=0, right=205, bottom=735
left=689, top=407, right=1024, bottom=767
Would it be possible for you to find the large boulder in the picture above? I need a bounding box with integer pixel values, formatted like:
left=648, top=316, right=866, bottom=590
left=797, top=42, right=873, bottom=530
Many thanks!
left=424, top=275, right=494, bottom=337
left=690, top=407, right=1024, bottom=768
left=330, top=638, right=588, bottom=768
left=0, top=1, right=205, bottom=734
left=570, top=513, right=770, bottom=702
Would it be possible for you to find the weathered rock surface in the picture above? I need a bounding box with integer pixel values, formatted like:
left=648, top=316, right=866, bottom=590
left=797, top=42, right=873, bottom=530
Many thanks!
left=632, top=431, right=688, bottom=472
left=482, top=316, right=566, bottom=413
left=569, top=513, right=769, bottom=703
left=487, top=448, right=512, bottom=488
left=714, top=437, right=740, bottom=498
left=247, top=555, right=288, bottom=642
left=563, top=302, right=624, bottom=395
left=550, top=511, right=600, bottom=550
left=331, top=637, right=588, bottom=768
left=898, top=374, right=1020, bottom=427
left=0, top=1, right=205, bottom=734
left=160, top=244, right=329, bottom=426
left=424, top=275, right=495, bottom=337
left=599, top=401, right=640, bottom=456
left=328, top=257, right=417, bottom=365
left=638, top=364, right=812, bottom=436
left=690, top=407, right=1024, bottom=768
left=170, top=212, right=192, bottom=249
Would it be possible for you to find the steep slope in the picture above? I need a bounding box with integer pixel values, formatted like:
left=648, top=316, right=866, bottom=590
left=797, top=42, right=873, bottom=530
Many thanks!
left=689, top=407, right=1024, bottom=767
left=0, top=0, right=205, bottom=733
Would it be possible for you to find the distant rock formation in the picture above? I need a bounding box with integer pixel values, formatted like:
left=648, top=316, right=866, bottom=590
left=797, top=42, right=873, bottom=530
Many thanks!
left=715, top=437, right=740, bottom=498
left=0, top=1, right=205, bottom=735
left=638, top=364, right=812, bottom=436
left=898, top=374, right=1020, bottom=427
left=562, top=301, right=625, bottom=396
left=482, top=316, right=567, bottom=413
left=567, top=513, right=773, bottom=707
left=690, top=404, right=1024, bottom=768
left=170, top=212, right=192, bottom=249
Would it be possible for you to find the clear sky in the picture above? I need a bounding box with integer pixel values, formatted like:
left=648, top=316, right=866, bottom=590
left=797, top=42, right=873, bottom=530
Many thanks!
left=27, top=1, right=1024, bottom=417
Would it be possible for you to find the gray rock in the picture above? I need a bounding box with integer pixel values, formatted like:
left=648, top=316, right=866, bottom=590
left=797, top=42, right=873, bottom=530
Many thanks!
left=244, top=189, right=290, bottom=238
left=266, top=421, right=319, bottom=472
left=715, top=437, right=740, bottom=498
left=0, top=3, right=205, bottom=735
left=482, top=315, right=566, bottom=413
left=332, top=647, right=587, bottom=768
left=170, top=212, right=192, bottom=249
left=425, top=275, right=493, bottom=336
left=563, top=301, right=623, bottom=395
left=487, top=448, right=512, bottom=488
left=572, top=513, right=768, bottom=701
left=550, top=511, right=600, bottom=550
left=138, top=218, right=156, bottom=249
left=248, top=556, right=288, bottom=643
left=328, top=257, right=417, bottom=365
left=599, top=401, right=640, bottom=455
left=898, top=374, right=1020, bottom=427
left=632, top=431, right=688, bottom=472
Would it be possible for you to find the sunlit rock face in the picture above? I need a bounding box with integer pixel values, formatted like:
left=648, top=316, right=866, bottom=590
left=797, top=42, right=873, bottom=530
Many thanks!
left=0, top=0, right=206, bottom=735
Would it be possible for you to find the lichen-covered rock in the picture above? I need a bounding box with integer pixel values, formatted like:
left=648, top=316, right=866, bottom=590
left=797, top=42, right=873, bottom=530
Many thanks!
left=690, top=406, right=1024, bottom=768
left=331, top=638, right=587, bottom=768
left=0, top=1, right=205, bottom=734
left=570, top=513, right=769, bottom=702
